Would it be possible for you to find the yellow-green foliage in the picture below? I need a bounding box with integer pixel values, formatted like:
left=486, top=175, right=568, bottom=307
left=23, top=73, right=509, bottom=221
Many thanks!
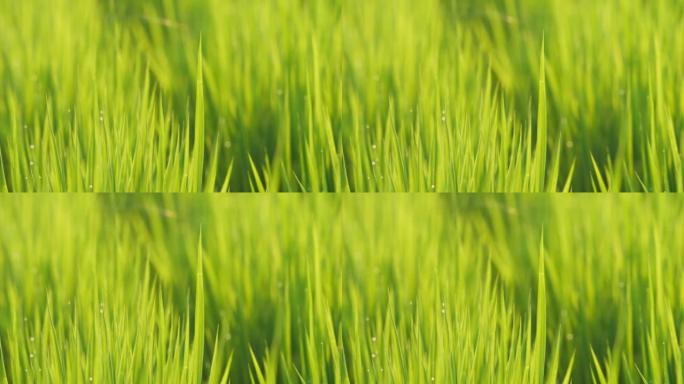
left=1, top=195, right=683, bottom=382
left=1, top=0, right=684, bottom=191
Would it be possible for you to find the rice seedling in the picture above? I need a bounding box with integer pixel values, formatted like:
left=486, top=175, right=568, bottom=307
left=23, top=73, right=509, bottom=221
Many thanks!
left=1, top=0, right=684, bottom=191
left=0, top=195, right=683, bottom=382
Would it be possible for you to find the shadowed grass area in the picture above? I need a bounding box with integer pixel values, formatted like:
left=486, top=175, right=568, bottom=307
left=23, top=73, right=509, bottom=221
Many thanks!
left=1, top=195, right=683, bottom=382
left=1, top=0, right=684, bottom=191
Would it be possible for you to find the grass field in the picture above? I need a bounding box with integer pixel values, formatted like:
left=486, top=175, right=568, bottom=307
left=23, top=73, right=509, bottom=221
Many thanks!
left=0, top=195, right=683, bottom=383
left=2, top=0, right=684, bottom=191
left=2, top=0, right=683, bottom=383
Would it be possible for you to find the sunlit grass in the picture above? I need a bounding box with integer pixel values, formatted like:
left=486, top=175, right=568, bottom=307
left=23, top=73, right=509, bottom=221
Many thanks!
left=1, top=0, right=684, bottom=191
left=1, top=195, right=683, bottom=382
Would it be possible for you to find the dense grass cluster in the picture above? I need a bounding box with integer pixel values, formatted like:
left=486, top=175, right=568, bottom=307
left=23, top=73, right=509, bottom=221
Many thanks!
left=0, top=195, right=683, bottom=382
left=3, top=0, right=684, bottom=383
left=2, top=0, right=684, bottom=191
